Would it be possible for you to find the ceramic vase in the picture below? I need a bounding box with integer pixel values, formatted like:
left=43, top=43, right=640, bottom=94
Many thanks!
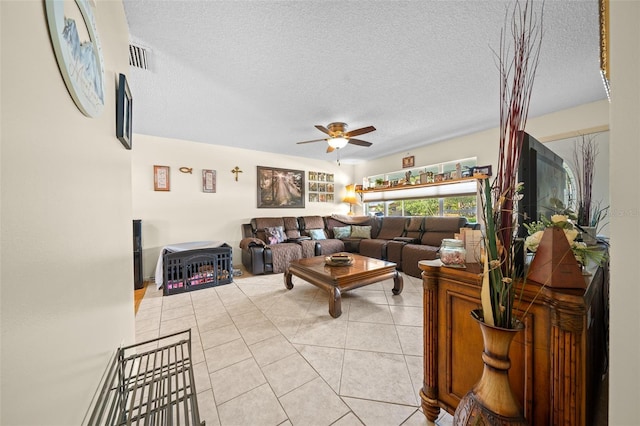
left=453, top=310, right=527, bottom=425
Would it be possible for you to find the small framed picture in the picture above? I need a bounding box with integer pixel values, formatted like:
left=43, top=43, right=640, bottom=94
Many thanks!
left=473, top=165, right=493, bottom=177
left=202, top=169, right=216, bottom=193
left=402, top=156, right=415, bottom=168
left=116, top=73, right=132, bottom=150
left=154, top=165, right=170, bottom=191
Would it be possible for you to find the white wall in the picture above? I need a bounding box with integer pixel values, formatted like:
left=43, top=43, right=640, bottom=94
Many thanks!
left=609, top=1, right=640, bottom=423
left=0, top=1, right=133, bottom=424
left=132, top=135, right=355, bottom=279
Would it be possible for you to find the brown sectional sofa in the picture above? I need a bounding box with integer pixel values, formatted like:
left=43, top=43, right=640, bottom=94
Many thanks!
left=240, top=214, right=473, bottom=278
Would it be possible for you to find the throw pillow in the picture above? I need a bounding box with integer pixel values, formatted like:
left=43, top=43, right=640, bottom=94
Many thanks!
left=309, top=229, right=327, bottom=240
left=264, top=226, right=285, bottom=245
left=351, top=225, right=372, bottom=239
left=332, top=225, right=352, bottom=239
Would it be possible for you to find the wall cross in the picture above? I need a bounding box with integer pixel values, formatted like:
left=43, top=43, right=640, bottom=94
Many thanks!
left=231, top=166, right=243, bottom=181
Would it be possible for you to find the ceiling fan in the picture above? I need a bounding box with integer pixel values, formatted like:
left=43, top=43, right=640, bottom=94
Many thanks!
left=296, top=122, right=376, bottom=153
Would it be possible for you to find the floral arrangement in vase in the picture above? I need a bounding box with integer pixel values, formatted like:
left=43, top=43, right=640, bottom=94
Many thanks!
left=524, top=214, right=607, bottom=267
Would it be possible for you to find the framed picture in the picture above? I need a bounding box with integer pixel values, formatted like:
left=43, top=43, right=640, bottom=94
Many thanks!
left=473, top=165, right=493, bottom=177
left=257, top=166, right=305, bottom=208
left=154, top=165, right=170, bottom=191
left=202, top=169, right=216, bottom=193
left=403, top=156, right=415, bottom=168
left=116, top=73, right=132, bottom=149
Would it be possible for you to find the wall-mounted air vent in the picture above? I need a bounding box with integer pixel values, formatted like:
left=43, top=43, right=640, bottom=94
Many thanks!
left=129, top=44, right=149, bottom=70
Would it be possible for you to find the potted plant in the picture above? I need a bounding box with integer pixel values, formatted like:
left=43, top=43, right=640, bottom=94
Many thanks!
left=572, top=134, right=608, bottom=244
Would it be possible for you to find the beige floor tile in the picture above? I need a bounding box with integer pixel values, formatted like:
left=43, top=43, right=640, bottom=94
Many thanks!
left=261, top=352, right=319, bottom=397
left=294, top=344, right=344, bottom=393
left=231, top=309, right=268, bottom=329
left=342, top=397, right=417, bottom=426
left=204, top=338, right=252, bottom=373
left=386, top=290, right=423, bottom=307
left=265, top=297, right=313, bottom=318
left=340, top=350, right=418, bottom=406
left=135, top=316, right=160, bottom=334
left=435, top=410, right=454, bottom=426
left=266, top=314, right=304, bottom=340
left=217, top=383, right=287, bottom=426
left=279, top=377, right=349, bottom=426
left=238, top=318, right=281, bottom=345
left=196, top=311, right=234, bottom=333
left=161, top=303, right=196, bottom=321
left=199, top=324, right=241, bottom=350
left=196, top=389, right=221, bottom=426
left=345, top=322, right=402, bottom=354
left=389, top=305, right=423, bottom=326
left=161, top=292, right=193, bottom=310
left=404, top=355, right=424, bottom=399
left=193, top=361, right=212, bottom=393
left=396, top=325, right=423, bottom=356
left=210, top=357, right=266, bottom=404
left=225, top=299, right=262, bottom=318
left=215, top=285, right=249, bottom=305
left=159, top=314, right=198, bottom=336
left=249, top=334, right=297, bottom=367
left=344, top=289, right=389, bottom=305
left=332, top=412, right=364, bottom=426
left=401, top=409, right=430, bottom=426
left=348, top=300, right=395, bottom=324
left=291, top=318, right=348, bottom=348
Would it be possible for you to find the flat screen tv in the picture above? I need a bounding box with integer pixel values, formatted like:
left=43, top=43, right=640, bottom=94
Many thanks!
left=517, top=131, right=566, bottom=238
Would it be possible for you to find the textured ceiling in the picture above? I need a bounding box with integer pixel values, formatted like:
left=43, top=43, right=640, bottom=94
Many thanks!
left=123, top=0, right=606, bottom=164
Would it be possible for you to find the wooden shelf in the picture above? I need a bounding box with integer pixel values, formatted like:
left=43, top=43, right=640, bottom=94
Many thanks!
left=357, top=175, right=488, bottom=202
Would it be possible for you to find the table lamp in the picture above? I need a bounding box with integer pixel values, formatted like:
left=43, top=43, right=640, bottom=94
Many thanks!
left=343, top=184, right=358, bottom=215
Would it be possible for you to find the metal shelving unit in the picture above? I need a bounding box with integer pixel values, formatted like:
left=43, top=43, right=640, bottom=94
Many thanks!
left=87, top=330, right=204, bottom=426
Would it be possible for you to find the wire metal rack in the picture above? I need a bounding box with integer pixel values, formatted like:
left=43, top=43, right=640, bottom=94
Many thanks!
left=87, top=329, right=205, bottom=425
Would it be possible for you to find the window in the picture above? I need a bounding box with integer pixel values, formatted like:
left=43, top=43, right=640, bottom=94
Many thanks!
left=362, top=157, right=478, bottom=222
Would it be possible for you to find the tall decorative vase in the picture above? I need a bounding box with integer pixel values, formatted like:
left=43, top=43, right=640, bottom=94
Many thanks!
left=453, top=310, right=527, bottom=425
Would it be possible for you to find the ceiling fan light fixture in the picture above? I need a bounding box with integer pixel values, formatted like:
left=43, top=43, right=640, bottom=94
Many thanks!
left=328, top=137, right=348, bottom=149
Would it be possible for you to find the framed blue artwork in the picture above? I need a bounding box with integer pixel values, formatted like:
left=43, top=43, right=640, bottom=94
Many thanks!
left=45, top=0, right=105, bottom=118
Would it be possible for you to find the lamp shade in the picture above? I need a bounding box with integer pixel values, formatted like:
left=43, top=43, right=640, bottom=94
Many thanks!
left=328, top=137, right=348, bottom=149
left=343, top=184, right=358, bottom=204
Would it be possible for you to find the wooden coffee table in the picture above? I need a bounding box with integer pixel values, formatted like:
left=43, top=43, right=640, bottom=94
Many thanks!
left=284, top=253, right=403, bottom=318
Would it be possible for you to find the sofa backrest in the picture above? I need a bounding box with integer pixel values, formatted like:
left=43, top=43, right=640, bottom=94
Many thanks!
left=404, top=216, right=424, bottom=240
left=324, top=215, right=381, bottom=239
left=421, top=216, right=468, bottom=246
left=251, top=217, right=301, bottom=243
left=376, top=217, right=409, bottom=240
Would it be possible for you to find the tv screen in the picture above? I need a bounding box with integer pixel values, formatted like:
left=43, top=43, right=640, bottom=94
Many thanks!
left=517, top=132, right=566, bottom=237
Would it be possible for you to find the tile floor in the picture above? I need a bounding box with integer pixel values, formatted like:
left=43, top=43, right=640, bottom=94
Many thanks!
left=135, top=270, right=454, bottom=426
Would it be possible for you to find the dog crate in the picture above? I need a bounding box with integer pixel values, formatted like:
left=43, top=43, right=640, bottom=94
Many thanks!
left=86, top=329, right=204, bottom=425
left=163, top=244, right=233, bottom=296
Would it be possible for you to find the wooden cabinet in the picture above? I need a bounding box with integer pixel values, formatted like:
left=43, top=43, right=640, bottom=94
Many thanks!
left=419, top=261, right=608, bottom=425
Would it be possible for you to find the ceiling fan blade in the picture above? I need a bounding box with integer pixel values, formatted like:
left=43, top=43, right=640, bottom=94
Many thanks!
left=326, top=146, right=335, bottom=153
left=315, top=125, right=331, bottom=136
left=345, top=125, right=376, bottom=138
left=296, top=138, right=327, bottom=144
left=348, top=138, right=373, bottom=147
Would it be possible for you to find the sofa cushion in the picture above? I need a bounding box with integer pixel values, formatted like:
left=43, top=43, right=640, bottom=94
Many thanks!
left=351, top=225, right=372, bottom=239
left=283, top=216, right=301, bottom=238
left=333, top=225, right=352, bottom=239
left=309, top=229, right=327, bottom=240
left=421, top=217, right=467, bottom=246
left=301, top=215, right=325, bottom=230
left=265, top=226, right=286, bottom=244
left=376, top=217, right=408, bottom=240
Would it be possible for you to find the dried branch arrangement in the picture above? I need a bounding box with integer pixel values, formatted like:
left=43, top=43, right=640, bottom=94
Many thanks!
left=481, top=0, right=544, bottom=329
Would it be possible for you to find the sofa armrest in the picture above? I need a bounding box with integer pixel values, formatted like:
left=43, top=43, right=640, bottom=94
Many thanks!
left=239, top=237, right=265, bottom=250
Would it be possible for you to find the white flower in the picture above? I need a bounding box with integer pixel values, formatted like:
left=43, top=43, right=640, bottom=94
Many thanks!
left=524, top=231, right=544, bottom=252
left=551, top=214, right=569, bottom=225
left=564, top=228, right=579, bottom=244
